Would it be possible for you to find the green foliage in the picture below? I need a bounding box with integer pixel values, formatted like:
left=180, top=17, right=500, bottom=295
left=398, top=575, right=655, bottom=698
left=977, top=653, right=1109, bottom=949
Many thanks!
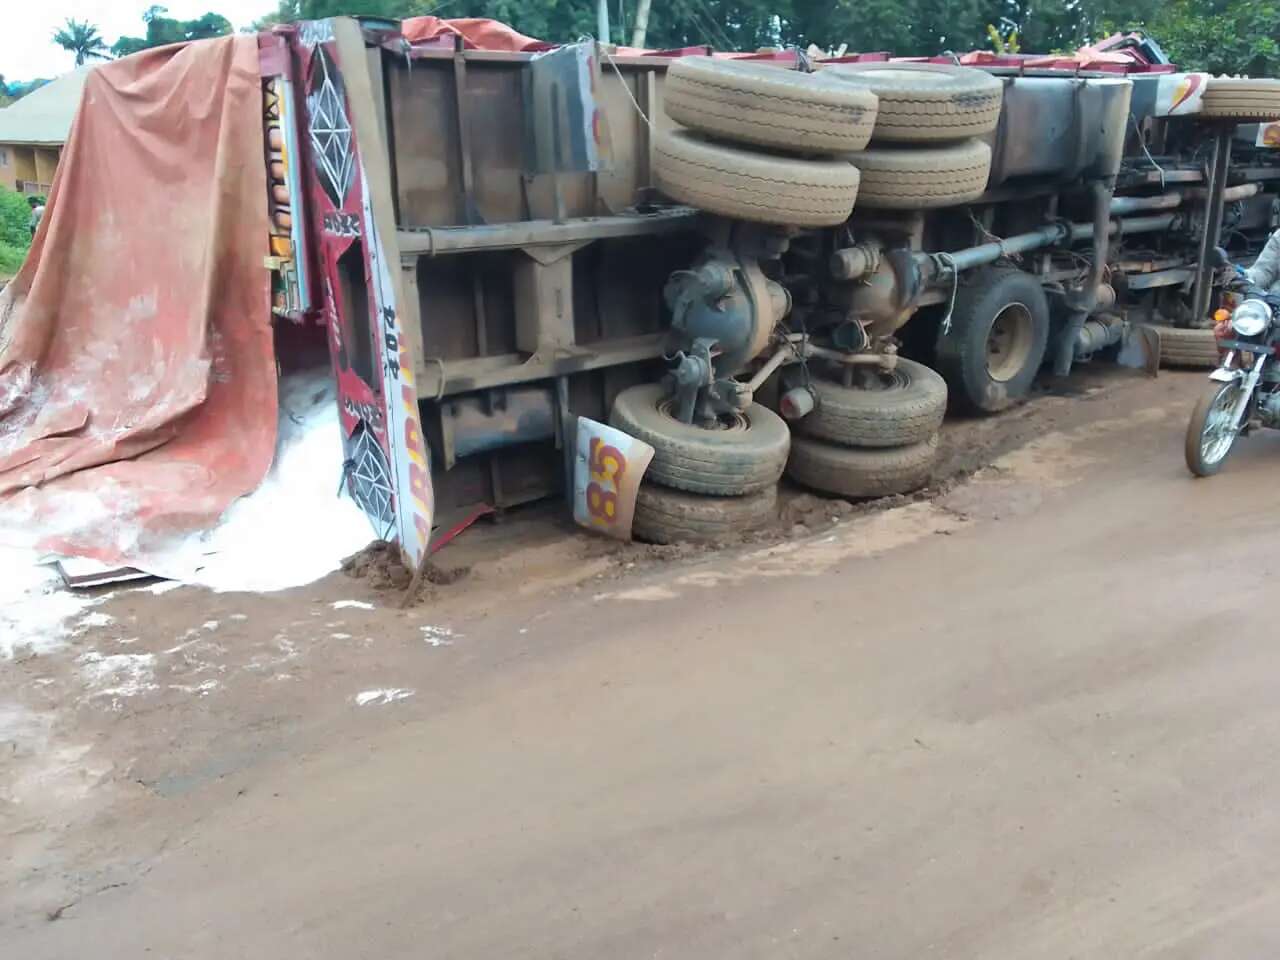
left=112, top=6, right=233, bottom=57
left=1122, top=0, right=1280, bottom=75
left=0, top=187, right=33, bottom=279
left=0, top=188, right=32, bottom=249
left=0, top=245, right=25, bottom=278
left=52, top=19, right=111, bottom=66
left=26, top=0, right=1280, bottom=96
left=2, top=78, right=51, bottom=100
left=254, top=0, right=434, bottom=29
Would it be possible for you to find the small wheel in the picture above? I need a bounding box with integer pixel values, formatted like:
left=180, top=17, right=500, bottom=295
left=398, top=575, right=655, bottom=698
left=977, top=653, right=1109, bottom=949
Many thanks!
left=935, top=267, right=1050, bottom=414
left=798, top=358, right=947, bottom=448
left=1185, top=381, right=1245, bottom=477
left=786, top=434, right=938, bottom=499
left=632, top=483, right=777, bottom=544
left=609, top=383, right=790, bottom=496
left=663, top=56, right=879, bottom=155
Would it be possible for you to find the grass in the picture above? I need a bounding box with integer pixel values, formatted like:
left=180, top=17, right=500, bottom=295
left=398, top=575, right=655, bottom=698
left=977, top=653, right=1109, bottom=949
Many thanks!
left=0, top=242, right=26, bottom=279
left=0, top=185, right=35, bottom=280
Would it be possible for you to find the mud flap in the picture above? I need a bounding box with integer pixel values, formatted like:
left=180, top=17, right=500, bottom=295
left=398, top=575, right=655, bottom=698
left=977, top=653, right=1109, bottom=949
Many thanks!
left=1117, top=323, right=1160, bottom=377
left=572, top=418, right=655, bottom=540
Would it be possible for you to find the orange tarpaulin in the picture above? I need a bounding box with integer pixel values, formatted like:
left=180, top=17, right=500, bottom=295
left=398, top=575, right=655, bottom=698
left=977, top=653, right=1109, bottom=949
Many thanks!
left=400, top=16, right=546, bottom=51
left=0, top=35, right=275, bottom=565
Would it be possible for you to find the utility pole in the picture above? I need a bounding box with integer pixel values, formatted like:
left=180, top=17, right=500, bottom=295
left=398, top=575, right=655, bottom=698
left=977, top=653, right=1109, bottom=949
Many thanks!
left=597, top=0, right=611, bottom=46
left=632, top=0, right=652, bottom=48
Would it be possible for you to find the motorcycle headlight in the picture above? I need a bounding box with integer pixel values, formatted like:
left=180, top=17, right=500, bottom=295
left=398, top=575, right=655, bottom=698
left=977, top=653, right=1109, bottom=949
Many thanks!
left=1231, top=299, right=1270, bottom=337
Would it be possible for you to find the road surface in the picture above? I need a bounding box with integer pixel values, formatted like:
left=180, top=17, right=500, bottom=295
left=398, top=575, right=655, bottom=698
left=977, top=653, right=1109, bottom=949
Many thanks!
left=6, top=370, right=1280, bottom=958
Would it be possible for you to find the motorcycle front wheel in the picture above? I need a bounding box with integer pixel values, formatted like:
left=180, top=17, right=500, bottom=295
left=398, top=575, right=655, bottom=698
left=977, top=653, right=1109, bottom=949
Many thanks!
left=1185, top=381, right=1247, bottom=477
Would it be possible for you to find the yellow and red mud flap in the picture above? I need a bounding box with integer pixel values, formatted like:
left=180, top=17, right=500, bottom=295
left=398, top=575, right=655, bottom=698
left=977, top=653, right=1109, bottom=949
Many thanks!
left=572, top=418, right=654, bottom=541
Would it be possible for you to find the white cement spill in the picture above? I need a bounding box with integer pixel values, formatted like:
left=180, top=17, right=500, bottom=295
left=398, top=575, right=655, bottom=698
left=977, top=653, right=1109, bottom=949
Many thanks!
left=77, top=651, right=158, bottom=699
left=0, top=547, right=113, bottom=659
left=332, top=600, right=374, bottom=611
left=168, top=679, right=219, bottom=696
left=420, top=625, right=457, bottom=647
left=143, top=580, right=183, bottom=595
left=142, top=369, right=376, bottom=592
left=355, top=688, right=415, bottom=706
left=0, top=369, right=375, bottom=657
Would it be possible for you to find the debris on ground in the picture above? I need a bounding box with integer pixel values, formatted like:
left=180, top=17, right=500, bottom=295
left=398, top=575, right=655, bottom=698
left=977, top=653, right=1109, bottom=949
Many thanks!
left=341, top=540, right=470, bottom=603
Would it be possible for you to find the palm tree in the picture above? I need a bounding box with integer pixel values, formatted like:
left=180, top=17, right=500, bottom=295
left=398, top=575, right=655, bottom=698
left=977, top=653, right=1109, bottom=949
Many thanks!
left=52, top=19, right=111, bottom=67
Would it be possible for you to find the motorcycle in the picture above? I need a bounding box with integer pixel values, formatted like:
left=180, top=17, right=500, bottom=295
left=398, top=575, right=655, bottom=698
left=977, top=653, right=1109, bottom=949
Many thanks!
left=1185, top=249, right=1280, bottom=476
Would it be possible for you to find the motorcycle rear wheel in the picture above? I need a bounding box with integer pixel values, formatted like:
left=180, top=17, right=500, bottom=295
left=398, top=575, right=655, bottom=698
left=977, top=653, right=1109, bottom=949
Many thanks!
left=1185, top=381, right=1246, bottom=477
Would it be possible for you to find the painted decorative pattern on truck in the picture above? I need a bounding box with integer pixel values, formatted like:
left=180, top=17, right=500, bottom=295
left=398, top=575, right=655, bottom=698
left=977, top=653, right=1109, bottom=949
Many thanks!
left=294, top=21, right=434, bottom=563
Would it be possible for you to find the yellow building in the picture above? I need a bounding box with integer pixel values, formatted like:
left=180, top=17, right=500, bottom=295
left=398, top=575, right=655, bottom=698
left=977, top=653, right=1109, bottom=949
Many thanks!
left=0, top=67, right=93, bottom=196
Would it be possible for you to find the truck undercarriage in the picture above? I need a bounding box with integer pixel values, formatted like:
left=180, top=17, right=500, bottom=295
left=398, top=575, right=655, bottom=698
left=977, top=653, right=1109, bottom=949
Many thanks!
left=265, top=18, right=1280, bottom=559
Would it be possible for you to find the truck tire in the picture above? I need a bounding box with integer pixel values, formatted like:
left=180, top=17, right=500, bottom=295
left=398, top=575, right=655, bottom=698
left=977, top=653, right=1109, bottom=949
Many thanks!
left=664, top=56, right=878, bottom=155
left=824, top=62, right=1003, bottom=142
left=610, top=383, right=790, bottom=496
left=848, top=139, right=991, bottom=209
left=654, top=129, right=860, bottom=227
left=1202, top=78, right=1280, bottom=121
left=935, top=267, right=1050, bottom=414
left=798, top=359, right=947, bottom=448
left=632, top=482, right=777, bottom=544
left=786, top=434, right=938, bottom=499
left=1145, top=323, right=1221, bottom=369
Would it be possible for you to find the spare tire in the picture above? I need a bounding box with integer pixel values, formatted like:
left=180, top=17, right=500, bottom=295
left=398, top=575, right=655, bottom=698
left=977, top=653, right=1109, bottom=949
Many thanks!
left=654, top=129, right=861, bottom=227
left=1202, top=78, right=1280, bottom=121
left=823, top=62, right=1003, bottom=143
left=849, top=139, right=991, bottom=209
left=1144, top=323, right=1221, bottom=369
left=798, top=358, right=947, bottom=448
left=610, top=383, right=790, bottom=496
left=786, top=434, right=939, bottom=499
left=664, top=56, right=879, bottom=155
left=632, top=483, right=777, bottom=544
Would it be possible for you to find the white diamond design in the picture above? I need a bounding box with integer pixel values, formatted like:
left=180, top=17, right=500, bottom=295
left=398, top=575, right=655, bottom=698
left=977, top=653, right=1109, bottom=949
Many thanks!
left=307, top=48, right=355, bottom=208
left=349, top=426, right=395, bottom=538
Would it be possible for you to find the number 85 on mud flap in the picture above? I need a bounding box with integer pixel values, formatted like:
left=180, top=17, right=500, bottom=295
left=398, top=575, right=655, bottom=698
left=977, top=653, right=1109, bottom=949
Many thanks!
left=572, top=417, right=655, bottom=541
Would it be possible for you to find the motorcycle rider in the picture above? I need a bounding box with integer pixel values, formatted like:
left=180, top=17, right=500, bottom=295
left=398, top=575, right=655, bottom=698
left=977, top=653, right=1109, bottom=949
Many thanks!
left=1246, top=229, right=1280, bottom=291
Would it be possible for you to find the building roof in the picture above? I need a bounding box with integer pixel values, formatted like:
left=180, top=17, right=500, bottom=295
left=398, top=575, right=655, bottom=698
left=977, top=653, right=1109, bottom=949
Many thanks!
left=0, top=66, right=94, bottom=146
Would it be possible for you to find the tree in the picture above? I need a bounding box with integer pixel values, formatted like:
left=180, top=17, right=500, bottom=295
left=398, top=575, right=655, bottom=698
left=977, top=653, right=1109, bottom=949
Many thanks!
left=240, top=0, right=1280, bottom=74
left=254, top=0, right=432, bottom=29
left=112, top=6, right=233, bottom=58
left=1111, top=0, right=1280, bottom=75
left=52, top=19, right=111, bottom=66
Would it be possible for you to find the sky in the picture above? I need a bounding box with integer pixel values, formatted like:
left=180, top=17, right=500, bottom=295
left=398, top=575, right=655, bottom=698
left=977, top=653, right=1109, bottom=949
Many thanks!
left=2, top=0, right=280, bottom=81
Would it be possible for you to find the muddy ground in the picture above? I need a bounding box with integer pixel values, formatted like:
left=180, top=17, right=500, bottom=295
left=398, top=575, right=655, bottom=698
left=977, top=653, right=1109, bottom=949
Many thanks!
left=8, top=366, right=1277, bottom=957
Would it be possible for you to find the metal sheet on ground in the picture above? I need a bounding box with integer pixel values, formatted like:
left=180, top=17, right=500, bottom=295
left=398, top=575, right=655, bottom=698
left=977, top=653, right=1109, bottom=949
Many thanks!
left=572, top=417, right=654, bottom=540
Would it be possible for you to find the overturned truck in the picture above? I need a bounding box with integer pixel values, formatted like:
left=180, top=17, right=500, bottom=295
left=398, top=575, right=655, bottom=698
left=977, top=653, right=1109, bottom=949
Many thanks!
left=261, top=19, right=1280, bottom=559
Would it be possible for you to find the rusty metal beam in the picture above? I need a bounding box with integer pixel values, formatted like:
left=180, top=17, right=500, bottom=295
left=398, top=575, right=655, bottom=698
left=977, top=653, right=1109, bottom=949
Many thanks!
left=418, top=333, right=666, bottom=399
left=397, top=207, right=697, bottom=258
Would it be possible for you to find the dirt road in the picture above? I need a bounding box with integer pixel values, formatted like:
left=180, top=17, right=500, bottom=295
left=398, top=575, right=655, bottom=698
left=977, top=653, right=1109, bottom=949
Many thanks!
left=6, top=369, right=1280, bottom=958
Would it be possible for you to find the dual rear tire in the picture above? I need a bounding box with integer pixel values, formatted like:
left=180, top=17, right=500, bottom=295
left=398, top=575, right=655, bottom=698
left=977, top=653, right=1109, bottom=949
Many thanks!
left=785, top=359, right=946, bottom=499
left=610, top=384, right=788, bottom=544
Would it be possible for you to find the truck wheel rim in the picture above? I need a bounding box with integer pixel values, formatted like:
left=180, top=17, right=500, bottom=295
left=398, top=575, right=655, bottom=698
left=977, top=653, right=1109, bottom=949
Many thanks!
left=1201, top=385, right=1241, bottom=465
left=657, top=398, right=749, bottom=432
left=849, top=367, right=910, bottom=392
left=986, top=303, right=1034, bottom=383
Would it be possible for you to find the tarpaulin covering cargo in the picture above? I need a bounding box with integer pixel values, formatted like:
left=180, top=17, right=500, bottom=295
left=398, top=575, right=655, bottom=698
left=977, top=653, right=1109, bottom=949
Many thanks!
left=0, top=36, right=277, bottom=568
